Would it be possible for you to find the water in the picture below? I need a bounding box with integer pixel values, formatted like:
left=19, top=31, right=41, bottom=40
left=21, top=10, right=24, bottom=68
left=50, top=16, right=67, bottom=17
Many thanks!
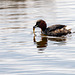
left=0, top=0, right=75, bottom=75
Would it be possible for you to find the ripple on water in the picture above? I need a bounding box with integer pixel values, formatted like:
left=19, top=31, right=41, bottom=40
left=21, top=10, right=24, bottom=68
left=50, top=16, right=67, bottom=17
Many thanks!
left=0, top=0, right=75, bottom=75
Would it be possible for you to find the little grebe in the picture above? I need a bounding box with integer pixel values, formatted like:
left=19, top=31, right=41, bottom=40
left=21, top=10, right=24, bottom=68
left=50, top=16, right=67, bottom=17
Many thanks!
left=33, top=20, right=71, bottom=37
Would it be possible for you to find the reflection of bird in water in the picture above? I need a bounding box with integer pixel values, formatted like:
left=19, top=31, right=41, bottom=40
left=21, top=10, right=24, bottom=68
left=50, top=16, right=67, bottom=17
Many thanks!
left=33, top=36, right=47, bottom=51
left=48, top=36, right=66, bottom=42
left=33, top=35, right=66, bottom=51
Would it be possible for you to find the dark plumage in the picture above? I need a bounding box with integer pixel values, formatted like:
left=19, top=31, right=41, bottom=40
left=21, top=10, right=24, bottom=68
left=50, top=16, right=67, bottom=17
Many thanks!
left=33, top=20, right=71, bottom=37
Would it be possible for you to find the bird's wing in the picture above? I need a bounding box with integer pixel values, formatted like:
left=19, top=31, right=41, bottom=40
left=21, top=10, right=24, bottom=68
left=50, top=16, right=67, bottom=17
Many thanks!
left=47, top=24, right=66, bottom=32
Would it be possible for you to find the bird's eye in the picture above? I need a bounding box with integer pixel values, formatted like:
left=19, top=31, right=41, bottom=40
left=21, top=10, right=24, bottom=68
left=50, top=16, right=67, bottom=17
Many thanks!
left=36, top=22, right=40, bottom=25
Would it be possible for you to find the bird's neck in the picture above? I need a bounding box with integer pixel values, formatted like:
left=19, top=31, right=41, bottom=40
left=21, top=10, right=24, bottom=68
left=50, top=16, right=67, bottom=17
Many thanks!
left=41, top=26, right=47, bottom=31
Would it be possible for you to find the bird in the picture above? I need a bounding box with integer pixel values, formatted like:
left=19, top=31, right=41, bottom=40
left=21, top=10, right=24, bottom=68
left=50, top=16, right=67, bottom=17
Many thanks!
left=33, top=20, right=71, bottom=37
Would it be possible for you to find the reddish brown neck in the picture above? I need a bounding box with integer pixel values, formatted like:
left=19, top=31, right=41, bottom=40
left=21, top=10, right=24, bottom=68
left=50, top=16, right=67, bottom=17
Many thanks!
left=39, top=20, right=47, bottom=31
left=40, top=26, right=46, bottom=31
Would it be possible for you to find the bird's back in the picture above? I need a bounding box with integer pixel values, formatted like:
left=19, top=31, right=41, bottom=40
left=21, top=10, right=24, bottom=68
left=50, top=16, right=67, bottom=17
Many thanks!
left=44, top=25, right=71, bottom=36
left=47, top=24, right=66, bottom=32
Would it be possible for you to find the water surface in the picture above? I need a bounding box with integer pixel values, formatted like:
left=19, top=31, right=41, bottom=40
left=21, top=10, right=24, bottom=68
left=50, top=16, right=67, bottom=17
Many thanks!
left=0, top=0, right=75, bottom=75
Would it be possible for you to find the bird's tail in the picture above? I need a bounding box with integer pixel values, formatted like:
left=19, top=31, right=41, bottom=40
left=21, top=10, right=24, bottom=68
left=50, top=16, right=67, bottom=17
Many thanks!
left=68, top=29, right=71, bottom=34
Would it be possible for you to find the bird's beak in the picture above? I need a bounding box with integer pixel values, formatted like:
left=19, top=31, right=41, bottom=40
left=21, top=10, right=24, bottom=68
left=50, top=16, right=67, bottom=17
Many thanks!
left=33, top=25, right=38, bottom=34
left=33, top=25, right=38, bottom=29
